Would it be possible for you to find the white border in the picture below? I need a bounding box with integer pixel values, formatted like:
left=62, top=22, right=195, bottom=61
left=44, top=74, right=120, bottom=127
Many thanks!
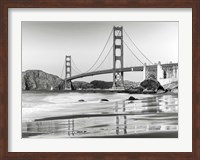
left=8, top=9, right=192, bottom=152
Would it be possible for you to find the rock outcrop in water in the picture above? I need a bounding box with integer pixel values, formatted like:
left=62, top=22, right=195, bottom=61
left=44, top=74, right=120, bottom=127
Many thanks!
left=125, top=78, right=165, bottom=94
left=22, top=70, right=64, bottom=90
left=127, top=96, right=138, bottom=100
left=100, top=99, right=109, bottom=102
left=140, top=78, right=165, bottom=93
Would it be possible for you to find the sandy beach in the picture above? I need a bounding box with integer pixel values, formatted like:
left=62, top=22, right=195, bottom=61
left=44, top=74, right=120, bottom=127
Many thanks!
left=22, top=92, right=178, bottom=138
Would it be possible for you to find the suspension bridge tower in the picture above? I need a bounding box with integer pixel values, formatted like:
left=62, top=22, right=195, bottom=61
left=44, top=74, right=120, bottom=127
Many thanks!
left=112, top=26, right=125, bottom=90
left=65, top=55, right=72, bottom=90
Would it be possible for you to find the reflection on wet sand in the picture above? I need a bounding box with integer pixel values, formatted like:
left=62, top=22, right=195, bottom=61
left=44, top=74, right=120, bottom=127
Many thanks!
left=115, top=102, right=127, bottom=135
left=22, top=94, right=178, bottom=138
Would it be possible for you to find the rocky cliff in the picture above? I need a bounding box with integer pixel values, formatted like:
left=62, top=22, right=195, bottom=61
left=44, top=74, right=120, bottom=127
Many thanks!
left=22, top=70, right=64, bottom=90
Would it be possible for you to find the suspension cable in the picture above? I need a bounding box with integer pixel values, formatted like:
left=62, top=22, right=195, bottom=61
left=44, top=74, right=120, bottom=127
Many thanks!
left=93, top=29, right=124, bottom=71
left=71, top=58, right=82, bottom=73
left=60, top=60, right=65, bottom=78
left=123, top=40, right=144, bottom=65
left=71, top=66, right=81, bottom=75
left=124, top=28, right=153, bottom=64
left=93, top=45, right=113, bottom=71
left=85, top=28, right=113, bottom=72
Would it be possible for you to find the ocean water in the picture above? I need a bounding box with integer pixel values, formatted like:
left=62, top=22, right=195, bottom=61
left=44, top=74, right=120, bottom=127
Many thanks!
left=22, top=91, right=178, bottom=138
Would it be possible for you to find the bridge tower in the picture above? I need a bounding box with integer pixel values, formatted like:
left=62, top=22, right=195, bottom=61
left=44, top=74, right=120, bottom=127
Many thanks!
left=65, top=55, right=72, bottom=90
left=112, top=26, right=124, bottom=90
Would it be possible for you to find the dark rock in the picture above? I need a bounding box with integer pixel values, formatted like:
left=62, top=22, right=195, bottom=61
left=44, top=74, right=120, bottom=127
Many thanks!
left=140, top=78, right=164, bottom=93
left=157, top=85, right=165, bottom=91
left=78, top=99, right=85, bottom=102
left=125, top=86, right=144, bottom=94
left=22, top=70, right=64, bottom=90
left=140, top=78, right=160, bottom=91
left=127, top=96, right=138, bottom=101
left=100, top=99, right=109, bottom=102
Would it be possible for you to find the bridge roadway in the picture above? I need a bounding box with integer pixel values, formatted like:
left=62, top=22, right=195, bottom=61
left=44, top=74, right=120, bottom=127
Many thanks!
left=65, top=63, right=178, bottom=81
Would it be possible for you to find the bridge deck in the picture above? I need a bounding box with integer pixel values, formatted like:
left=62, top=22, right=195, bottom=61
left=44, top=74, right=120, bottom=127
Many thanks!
left=65, top=63, right=178, bottom=81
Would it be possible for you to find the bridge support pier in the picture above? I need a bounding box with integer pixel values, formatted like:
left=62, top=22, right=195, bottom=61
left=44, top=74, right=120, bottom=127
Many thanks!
left=112, top=72, right=124, bottom=90
left=65, top=80, right=72, bottom=90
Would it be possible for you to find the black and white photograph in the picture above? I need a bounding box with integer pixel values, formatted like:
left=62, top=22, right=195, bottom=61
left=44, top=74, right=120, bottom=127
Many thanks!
left=22, top=21, right=178, bottom=138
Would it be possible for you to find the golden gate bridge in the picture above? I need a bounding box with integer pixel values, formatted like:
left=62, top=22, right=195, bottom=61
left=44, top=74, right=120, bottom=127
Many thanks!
left=60, top=26, right=178, bottom=90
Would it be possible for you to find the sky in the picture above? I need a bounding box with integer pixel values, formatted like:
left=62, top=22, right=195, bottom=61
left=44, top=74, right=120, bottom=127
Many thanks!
left=22, top=21, right=178, bottom=82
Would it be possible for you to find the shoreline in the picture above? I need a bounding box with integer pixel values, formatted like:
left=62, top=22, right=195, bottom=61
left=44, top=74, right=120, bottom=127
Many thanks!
left=22, top=89, right=178, bottom=95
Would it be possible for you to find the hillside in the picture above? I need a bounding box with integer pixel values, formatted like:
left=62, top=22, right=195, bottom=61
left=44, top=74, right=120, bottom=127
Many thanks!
left=22, top=70, right=64, bottom=90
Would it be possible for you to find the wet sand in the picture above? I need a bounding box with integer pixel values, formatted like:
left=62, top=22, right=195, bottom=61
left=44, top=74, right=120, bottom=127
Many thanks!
left=22, top=92, right=178, bottom=138
left=34, top=112, right=167, bottom=121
